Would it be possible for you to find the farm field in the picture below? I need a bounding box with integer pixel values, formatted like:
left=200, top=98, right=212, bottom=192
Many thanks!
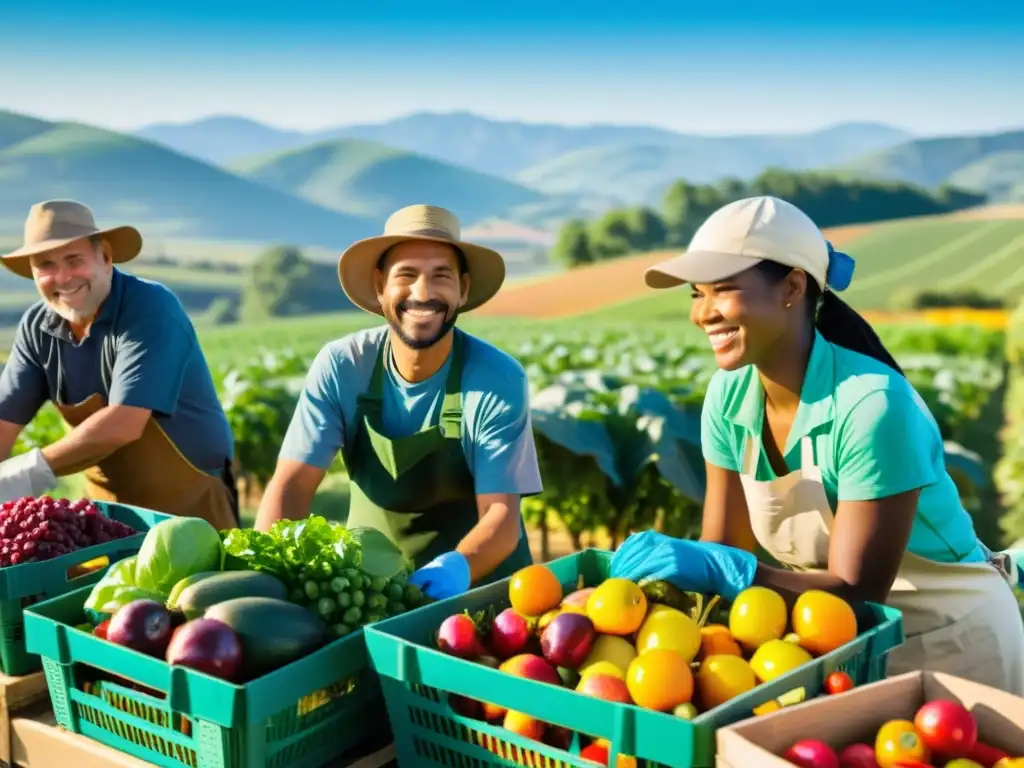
left=476, top=209, right=1024, bottom=321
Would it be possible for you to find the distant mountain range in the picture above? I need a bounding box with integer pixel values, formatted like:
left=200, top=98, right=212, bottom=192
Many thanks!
left=139, top=112, right=914, bottom=201
left=2, top=107, right=1022, bottom=264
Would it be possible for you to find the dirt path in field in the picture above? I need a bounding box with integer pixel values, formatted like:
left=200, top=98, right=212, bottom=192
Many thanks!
left=475, top=224, right=875, bottom=319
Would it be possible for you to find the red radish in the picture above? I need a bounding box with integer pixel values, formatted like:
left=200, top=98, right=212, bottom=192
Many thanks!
left=783, top=740, right=840, bottom=768
left=165, top=619, right=243, bottom=681
left=838, top=743, right=881, bottom=767
left=913, top=699, right=977, bottom=757
left=489, top=608, right=530, bottom=659
left=437, top=614, right=483, bottom=658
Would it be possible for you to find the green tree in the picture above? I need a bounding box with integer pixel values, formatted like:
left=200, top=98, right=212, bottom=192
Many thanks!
left=624, top=207, right=668, bottom=252
left=550, top=219, right=594, bottom=268
left=589, top=210, right=637, bottom=260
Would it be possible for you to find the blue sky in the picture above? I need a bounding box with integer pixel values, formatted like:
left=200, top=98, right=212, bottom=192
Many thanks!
left=2, top=0, right=1022, bottom=136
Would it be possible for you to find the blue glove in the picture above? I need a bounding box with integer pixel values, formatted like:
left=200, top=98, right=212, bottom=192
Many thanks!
left=408, top=551, right=472, bottom=600
left=610, top=530, right=757, bottom=602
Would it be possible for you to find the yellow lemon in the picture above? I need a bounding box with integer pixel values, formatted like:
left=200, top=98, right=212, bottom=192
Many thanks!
left=728, top=586, right=788, bottom=652
left=635, top=608, right=702, bottom=662
left=695, top=654, right=757, bottom=710
left=749, top=639, right=813, bottom=683
left=579, top=635, right=638, bottom=677
left=579, top=660, right=625, bottom=680
left=586, top=578, right=647, bottom=636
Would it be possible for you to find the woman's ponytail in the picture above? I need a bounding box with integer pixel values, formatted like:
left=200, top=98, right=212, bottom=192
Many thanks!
left=814, top=290, right=904, bottom=376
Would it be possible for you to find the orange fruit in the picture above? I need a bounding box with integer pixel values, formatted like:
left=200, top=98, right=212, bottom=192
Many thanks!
left=699, top=625, right=742, bottom=659
left=508, top=565, right=563, bottom=617
left=625, top=649, right=693, bottom=711
left=586, top=578, right=647, bottom=635
left=791, top=590, right=857, bottom=656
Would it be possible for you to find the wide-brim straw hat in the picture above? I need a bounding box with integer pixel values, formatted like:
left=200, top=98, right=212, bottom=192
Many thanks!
left=1, top=200, right=142, bottom=279
left=339, top=204, right=506, bottom=315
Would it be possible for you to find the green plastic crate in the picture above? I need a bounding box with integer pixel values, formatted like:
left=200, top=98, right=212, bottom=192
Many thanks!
left=0, top=500, right=170, bottom=677
left=23, top=583, right=392, bottom=768
left=364, top=548, right=905, bottom=768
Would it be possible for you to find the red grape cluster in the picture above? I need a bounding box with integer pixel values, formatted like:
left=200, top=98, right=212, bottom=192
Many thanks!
left=0, top=496, right=137, bottom=567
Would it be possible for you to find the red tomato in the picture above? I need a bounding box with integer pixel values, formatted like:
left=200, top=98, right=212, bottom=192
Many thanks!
left=581, top=742, right=609, bottom=766
left=784, top=740, right=840, bottom=768
left=826, top=671, right=856, bottom=695
left=890, top=762, right=936, bottom=768
left=913, top=700, right=978, bottom=757
left=839, top=742, right=882, bottom=767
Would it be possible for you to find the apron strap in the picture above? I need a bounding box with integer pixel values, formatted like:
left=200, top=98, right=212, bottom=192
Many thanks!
left=743, top=436, right=760, bottom=476
left=439, top=331, right=465, bottom=440
left=800, top=436, right=815, bottom=467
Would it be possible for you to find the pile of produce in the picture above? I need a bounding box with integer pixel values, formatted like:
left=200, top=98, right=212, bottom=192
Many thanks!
left=80, top=515, right=430, bottom=683
left=781, top=700, right=1021, bottom=767
left=432, top=564, right=862, bottom=761
left=0, top=495, right=137, bottom=566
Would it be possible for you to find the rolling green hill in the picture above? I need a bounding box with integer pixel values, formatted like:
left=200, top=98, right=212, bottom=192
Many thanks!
left=0, top=111, right=377, bottom=248
left=839, top=129, right=1024, bottom=201
left=230, top=138, right=553, bottom=223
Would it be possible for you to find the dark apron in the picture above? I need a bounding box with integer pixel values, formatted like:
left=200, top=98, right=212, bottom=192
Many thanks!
left=343, top=329, right=533, bottom=584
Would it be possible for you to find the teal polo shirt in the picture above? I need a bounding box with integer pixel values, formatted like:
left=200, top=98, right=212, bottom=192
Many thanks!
left=700, top=330, right=985, bottom=564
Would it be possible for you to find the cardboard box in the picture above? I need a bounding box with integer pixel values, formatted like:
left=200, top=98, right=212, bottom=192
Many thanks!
left=717, top=671, right=1024, bottom=767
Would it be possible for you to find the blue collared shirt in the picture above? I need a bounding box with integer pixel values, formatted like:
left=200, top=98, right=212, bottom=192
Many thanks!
left=0, top=269, right=233, bottom=475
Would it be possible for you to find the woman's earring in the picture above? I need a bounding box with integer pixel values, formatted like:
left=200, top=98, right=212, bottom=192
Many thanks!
left=785, top=302, right=792, bottom=308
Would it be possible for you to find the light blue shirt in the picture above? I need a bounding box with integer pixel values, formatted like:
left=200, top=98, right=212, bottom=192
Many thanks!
left=701, top=330, right=986, bottom=564
left=280, top=325, right=543, bottom=497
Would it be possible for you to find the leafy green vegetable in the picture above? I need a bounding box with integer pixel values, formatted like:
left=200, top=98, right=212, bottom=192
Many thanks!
left=134, top=518, right=224, bottom=596
left=350, top=527, right=410, bottom=579
left=83, top=557, right=164, bottom=624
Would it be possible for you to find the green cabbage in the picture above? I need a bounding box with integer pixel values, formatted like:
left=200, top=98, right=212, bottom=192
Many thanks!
left=134, top=517, right=224, bottom=595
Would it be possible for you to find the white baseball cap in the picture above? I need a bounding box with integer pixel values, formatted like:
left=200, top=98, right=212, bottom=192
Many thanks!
left=645, top=196, right=852, bottom=291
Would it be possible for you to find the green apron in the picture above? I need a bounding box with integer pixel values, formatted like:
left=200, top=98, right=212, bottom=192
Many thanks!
left=343, top=329, right=534, bottom=585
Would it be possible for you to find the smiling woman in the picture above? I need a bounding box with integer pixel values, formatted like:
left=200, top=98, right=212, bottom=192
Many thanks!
left=610, top=195, right=1024, bottom=696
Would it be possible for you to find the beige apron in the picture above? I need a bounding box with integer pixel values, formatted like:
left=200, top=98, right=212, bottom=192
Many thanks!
left=56, top=393, right=239, bottom=532
left=740, top=434, right=1024, bottom=695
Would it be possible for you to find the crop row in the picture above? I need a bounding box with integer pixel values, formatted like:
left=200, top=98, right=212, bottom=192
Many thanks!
left=7, top=324, right=1007, bottom=551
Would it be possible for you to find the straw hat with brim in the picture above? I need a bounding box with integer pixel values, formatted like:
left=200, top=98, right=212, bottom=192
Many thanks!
left=339, top=204, right=505, bottom=315
left=644, top=196, right=831, bottom=290
left=1, top=200, right=143, bottom=279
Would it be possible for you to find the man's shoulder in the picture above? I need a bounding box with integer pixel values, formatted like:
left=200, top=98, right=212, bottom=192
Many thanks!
left=13, top=301, right=51, bottom=352
left=461, top=332, right=528, bottom=387
left=309, top=325, right=387, bottom=384
left=118, top=272, right=191, bottom=327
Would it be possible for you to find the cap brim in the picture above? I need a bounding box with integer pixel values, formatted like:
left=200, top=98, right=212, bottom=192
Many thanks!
left=644, top=250, right=766, bottom=289
left=338, top=234, right=505, bottom=316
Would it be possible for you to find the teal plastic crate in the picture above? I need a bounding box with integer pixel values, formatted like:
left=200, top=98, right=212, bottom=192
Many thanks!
left=364, top=548, right=905, bottom=768
left=24, top=582, right=391, bottom=768
left=0, top=500, right=170, bottom=676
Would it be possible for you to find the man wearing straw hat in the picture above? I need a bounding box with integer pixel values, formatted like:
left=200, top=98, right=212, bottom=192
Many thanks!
left=0, top=200, right=239, bottom=530
left=256, top=204, right=542, bottom=600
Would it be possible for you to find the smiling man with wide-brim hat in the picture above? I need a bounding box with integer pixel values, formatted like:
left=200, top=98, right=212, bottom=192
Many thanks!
left=0, top=199, right=240, bottom=533
left=338, top=203, right=506, bottom=315
left=1, top=199, right=143, bottom=279
left=259, top=203, right=541, bottom=615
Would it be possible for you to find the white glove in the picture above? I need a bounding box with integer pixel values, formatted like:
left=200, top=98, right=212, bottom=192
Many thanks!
left=0, top=449, right=57, bottom=503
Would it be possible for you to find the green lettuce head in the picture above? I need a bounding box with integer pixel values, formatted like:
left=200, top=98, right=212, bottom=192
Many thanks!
left=134, top=517, right=224, bottom=595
